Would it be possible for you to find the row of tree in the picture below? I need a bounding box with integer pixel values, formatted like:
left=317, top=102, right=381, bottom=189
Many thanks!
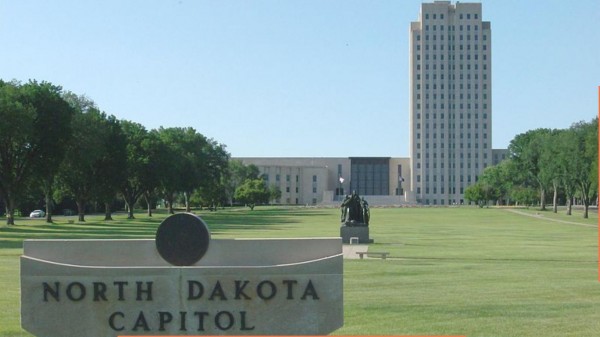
left=465, top=118, right=598, bottom=218
left=0, top=80, right=261, bottom=225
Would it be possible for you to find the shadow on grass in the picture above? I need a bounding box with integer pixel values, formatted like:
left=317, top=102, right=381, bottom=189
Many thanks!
left=0, top=207, right=328, bottom=248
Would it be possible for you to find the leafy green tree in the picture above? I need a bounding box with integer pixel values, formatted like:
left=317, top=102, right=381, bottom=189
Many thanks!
left=196, top=138, right=230, bottom=209
left=93, top=115, right=127, bottom=220
left=464, top=183, right=485, bottom=207
left=509, top=129, right=553, bottom=210
left=155, top=127, right=229, bottom=213
left=22, top=82, right=75, bottom=223
left=234, top=179, right=270, bottom=210
left=538, top=130, right=563, bottom=213
left=155, top=127, right=195, bottom=214
left=554, top=129, right=579, bottom=215
left=0, top=80, right=73, bottom=225
left=510, top=186, right=538, bottom=207
left=55, top=97, right=111, bottom=222
left=120, top=121, right=153, bottom=219
left=140, top=130, right=168, bottom=217
left=226, top=160, right=260, bottom=205
left=569, top=119, right=598, bottom=218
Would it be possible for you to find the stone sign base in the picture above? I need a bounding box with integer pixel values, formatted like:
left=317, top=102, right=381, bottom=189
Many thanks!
left=21, top=237, right=343, bottom=337
left=340, top=226, right=373, bottom=244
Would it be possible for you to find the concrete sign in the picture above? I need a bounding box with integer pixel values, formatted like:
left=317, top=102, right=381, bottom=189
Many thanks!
left=21, top=214, right=343, bottom=337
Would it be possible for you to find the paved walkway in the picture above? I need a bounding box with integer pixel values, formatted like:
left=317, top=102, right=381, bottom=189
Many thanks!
left=342, top=244, right=369, bottom=259
left=505, top=209, right=596, bottom=228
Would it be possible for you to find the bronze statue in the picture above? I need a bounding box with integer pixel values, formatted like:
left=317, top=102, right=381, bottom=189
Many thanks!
left=340, top=191, right=369, bottom=226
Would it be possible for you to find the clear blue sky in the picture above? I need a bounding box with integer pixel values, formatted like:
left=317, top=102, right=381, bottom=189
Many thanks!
left=1, top=0, right=598, bottom=157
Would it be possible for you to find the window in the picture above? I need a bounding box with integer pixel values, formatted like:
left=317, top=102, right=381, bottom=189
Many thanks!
left=312, top=175, right=317, bottom=182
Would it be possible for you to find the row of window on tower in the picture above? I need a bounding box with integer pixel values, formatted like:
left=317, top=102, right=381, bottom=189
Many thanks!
left=416, top=159, right=486, bottom=170
left=417, top=112, right=489, bottom=120
left=416, top=53, right=488, bottom=61
left=424, top=24, right=482, bottom=32
left=416, top=33, right=488, bottom=41
left=417, top=141, right=488, bottom=150
left=416, top=93, right=489, bottom=101
left=415, top=103, right=489, bottom=111
left=416, top=130, right=490, bottom=138
left=416, top=122, right=489, bottom=130
left=414, top=82, right=489, bottom=92
left=416, top=63, right=488, bottom=72
left=415, top=73, right=488, bottom=81
left=415, top=152, right=490, bottom=161
left=424, top=13, right=479, bottom=21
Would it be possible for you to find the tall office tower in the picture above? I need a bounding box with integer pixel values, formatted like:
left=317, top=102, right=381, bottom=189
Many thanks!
left=409, top=1, right=492, bottom=205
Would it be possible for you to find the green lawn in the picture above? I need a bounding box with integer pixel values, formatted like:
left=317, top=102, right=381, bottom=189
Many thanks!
left=1, top=206, right=598, bottom=337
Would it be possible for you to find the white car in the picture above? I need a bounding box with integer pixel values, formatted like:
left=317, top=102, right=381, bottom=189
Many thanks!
left=29, top=210, right=45, bottom=218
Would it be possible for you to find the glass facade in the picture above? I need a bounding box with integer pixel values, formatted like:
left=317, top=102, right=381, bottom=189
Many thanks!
left=350, top=158, right=390, bottom=195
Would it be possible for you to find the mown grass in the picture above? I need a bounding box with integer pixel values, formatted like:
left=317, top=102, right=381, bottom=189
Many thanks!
left=0, top=206, right=598, bottom=336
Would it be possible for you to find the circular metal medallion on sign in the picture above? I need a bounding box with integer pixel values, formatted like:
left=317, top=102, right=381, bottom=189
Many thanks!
left=155, top=213, right=211, bottom=266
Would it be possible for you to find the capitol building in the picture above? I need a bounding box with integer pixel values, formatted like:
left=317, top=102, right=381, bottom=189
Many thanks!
left=237, top=1, right=507, bottom=206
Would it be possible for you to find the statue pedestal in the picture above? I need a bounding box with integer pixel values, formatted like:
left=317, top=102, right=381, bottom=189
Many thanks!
left=340, top=225, right=373, bottom=244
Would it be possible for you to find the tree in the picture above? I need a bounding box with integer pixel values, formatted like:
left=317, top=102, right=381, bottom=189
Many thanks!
left=0, top=80, right=73, bottom=225
left=569, top=119, right=598, bottom=218
left=225, top=160, right=260, bottom=205
left=22, top=82, right=75, bottom=223
left=195, top=138, right=230, bottom=210
left=155, top=127, right=230, bottom=213
left=556, top=129, right=579, bottom=215
left=538, top=130, right=563, bottom=213
left=93, top=115, right=127, bottom=220
left=234, top=179, right=270, bottom=210
left=139, top=130, right=168, bottom=217
left=464, top=181, right=494, bottom=208
left=509, top=129, right=553, bottom=210
left=120, top=121, right=153, bottom=219
left=155, top=127, right=195, bottom=214
left=55, top=98, right=110, bottom=222
left=510, top=186, right=538, bottom=207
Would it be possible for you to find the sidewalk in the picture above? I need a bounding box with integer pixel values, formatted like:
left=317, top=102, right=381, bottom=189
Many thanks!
left=342, top=244, right=368, bottom=259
